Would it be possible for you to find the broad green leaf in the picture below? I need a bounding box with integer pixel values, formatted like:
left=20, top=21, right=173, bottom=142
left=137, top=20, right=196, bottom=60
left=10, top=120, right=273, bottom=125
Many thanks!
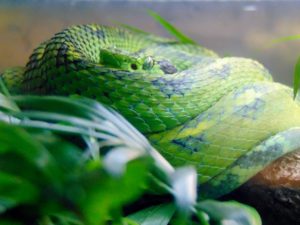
left=293, top=56, right=300, bottom=99
left=35, top=133, right=84, bottom=180
left=197, top=200, right=262, bottom=225
left=128, top=203, right=176, bottom=225
left=0, top=171, right=38, bottom=212
left=0, top=123, right=61, bottom=186
left=148, top=10, right=196, bottom=45
left=80, top=157, right=152, bottom=225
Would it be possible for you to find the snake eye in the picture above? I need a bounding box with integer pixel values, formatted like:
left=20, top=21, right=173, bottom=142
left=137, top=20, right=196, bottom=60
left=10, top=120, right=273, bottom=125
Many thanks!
left=131, top=63, right=138, bottom=70
left=142, top=56, right=155, bottom=70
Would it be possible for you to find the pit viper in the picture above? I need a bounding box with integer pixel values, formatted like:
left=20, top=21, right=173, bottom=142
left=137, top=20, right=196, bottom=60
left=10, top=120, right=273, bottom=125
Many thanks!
left=2, top=24, right=300, bottom=199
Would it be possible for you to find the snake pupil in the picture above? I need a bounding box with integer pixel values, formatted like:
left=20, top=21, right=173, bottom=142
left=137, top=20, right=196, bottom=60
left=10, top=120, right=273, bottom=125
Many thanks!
left=131, top=63, right=138, bottom=70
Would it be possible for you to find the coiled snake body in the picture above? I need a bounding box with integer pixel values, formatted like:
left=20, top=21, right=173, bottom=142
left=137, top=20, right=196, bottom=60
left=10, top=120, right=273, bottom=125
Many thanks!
left=2, top=25, right=300, bottom=203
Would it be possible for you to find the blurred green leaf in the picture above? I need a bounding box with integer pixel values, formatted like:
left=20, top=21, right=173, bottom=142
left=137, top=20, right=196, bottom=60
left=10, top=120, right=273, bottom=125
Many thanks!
left=103, top=147, right=146, bottom=176
left=271, top=34, right=300, bottom=45
left=170, top=167, right=197, bottom=216
left=0, top=93, right=19, bottom=112
left=128, top=203, right=176, bottom=225
left=80, top=157, right=152, bottom=225
left=0, top=123, right=61, bottom=185
left=197, top=200, right=262, bottom=225
left=167, top=167, right=198, bottom=225
left=41, top=213, right=84, bottom=225
left=148, top=10, right=196, bottom=45
left=0, top=171, right=38, bottom=212
left=122, top=218, right=140, bottom=225
left=0, top=82, right=263, bottom=225
left=293, top=56, right=300, bottom=99
left=195, top=211, right=210, bottom=225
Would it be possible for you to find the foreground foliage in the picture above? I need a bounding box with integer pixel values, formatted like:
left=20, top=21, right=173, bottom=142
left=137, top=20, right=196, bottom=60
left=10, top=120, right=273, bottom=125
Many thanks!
left=0, top=80, right=261, bottom=225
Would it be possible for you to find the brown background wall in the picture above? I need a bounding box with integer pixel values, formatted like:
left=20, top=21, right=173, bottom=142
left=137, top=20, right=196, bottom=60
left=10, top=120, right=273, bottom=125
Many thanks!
left=1, top=1, right=300, bottom=85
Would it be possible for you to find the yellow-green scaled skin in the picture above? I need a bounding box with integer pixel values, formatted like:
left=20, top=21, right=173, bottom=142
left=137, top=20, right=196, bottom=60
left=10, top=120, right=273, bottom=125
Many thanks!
left=2, top=24, right=300, bottom=199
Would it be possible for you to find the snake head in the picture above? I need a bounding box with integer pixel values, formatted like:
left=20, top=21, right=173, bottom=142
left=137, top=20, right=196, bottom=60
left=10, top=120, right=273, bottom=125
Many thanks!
left=100, top=48, right=177, bottom=74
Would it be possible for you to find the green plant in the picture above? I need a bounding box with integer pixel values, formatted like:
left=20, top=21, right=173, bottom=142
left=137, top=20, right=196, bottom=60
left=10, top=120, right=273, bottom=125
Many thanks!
left=0, top=78, right=261, bottom=224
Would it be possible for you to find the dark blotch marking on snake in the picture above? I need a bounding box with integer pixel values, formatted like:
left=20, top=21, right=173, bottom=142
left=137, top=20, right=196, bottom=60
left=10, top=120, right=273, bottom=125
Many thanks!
left=182, top=107, right=226, bottom=130
left=234, top=98, right=266, bottom=120
left=200, top=173, right=240, bottom=198
left=56, top=42, right=69, bottom=68
left=172, top=134, right=209, bottom=154
left=151, top=76, right=192, bottom=98
left=233, top=84, right=271, bottom=99
left=234, top=143, right=283, bottom=169
left=83, top=25, right=106, bottom=39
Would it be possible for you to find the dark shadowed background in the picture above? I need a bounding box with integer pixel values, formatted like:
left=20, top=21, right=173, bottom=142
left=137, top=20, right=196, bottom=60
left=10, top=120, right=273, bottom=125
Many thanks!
left=1, top=0, right=300, bottom=86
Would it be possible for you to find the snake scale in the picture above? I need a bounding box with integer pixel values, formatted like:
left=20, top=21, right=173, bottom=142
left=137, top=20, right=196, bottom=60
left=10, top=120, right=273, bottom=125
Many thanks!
left=2, top=24, right=300, bottom=200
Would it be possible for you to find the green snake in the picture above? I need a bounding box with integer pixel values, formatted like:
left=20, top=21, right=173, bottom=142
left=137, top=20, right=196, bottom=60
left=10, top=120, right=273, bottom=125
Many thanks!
left=2, top=24, right=300, bottom=200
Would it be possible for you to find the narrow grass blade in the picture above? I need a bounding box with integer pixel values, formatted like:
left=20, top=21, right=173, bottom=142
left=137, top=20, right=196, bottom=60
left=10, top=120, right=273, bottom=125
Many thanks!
left=293, top=56, right=300, bottom=99
left=148, top=10, right=196, bottom=45
left=272, top=34, right=300, bottom=45
left=0, top=77, right=11, bottom=97
left=103, top=147, right=147, bottom=176
left=0, top=77, right=20, bottom=112
left=0, top=94, right=20, bottom=112
left=170, top=167, right=197, bottom=214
